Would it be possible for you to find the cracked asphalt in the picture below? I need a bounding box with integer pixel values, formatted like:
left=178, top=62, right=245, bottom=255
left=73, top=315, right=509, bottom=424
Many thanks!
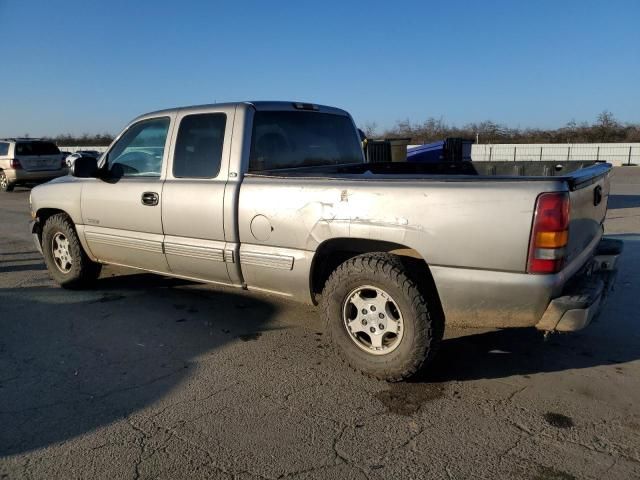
left=1, top=168, right=639, bottom=479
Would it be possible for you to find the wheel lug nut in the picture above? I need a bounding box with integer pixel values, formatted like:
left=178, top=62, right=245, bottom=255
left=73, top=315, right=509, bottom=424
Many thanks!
left=370, top=305, right=376, bottom=312
left=379, top=324, right=384, bottom=330
left=361, top=309, right=367, bottom=315
left=370, top=327, right=376, bottom=333
left=379, top=313, right=384, bottom=319
left=361, top=319, right=367, bottom=326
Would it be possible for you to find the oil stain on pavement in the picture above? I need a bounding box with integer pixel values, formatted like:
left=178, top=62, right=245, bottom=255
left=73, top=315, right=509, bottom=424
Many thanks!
left=375, top=382, right=446, bottom=416
left=543, top=412, right=574, bottom=429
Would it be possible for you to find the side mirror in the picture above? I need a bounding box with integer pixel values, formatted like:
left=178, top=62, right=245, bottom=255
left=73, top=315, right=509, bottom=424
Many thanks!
left=71, top=156, right=99, bottom=178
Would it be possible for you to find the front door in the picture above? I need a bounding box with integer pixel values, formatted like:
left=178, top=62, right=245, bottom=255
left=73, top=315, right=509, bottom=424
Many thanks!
left=81, top=115, right=173, bottom=273
left=161, top=107, right=234, bottom=284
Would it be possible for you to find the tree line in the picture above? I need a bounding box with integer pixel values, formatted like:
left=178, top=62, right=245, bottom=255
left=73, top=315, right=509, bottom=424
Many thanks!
left=43, top=133, right=114, bottom=147
left=363, top=111, right=640, bottom=144
left=30, top=111, right=640, bottom=146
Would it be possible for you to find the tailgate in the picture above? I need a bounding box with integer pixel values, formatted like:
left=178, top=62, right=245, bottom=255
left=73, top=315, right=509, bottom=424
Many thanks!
left=14, top=141, right=63, bottom=171
left=565, top=166, right=610, bottom=264
left=16, top=154, right=62, bottom=171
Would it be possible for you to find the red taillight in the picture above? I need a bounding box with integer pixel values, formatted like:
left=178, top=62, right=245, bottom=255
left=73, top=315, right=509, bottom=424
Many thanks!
left=527, top=192, right=570, bottom=274
left=10, top=159, right=22, bottom=169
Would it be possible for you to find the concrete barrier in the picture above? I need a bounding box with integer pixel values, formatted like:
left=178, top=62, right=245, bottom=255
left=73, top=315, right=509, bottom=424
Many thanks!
left=471, top=143, right=640, bottom=166
left=408, top=143, right=639, bottom=166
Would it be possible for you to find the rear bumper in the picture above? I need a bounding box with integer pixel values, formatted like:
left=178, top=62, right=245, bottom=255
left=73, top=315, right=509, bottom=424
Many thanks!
left=430, top=236, right=623, bottom=329
left=535, top=238, right=623, bottom=332
left=5, top=168, right=67, bottom=184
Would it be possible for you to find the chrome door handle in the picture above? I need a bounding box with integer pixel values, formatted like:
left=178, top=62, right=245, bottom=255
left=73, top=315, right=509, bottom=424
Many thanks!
left=141, top=192, right=159, bottom=206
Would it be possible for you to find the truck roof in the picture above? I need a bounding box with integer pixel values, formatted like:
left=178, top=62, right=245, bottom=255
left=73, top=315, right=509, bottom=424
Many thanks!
left=134, top=101, right=350, bottom=123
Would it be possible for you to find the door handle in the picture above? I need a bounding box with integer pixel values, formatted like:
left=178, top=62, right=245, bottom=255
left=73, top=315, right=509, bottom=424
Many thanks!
left=141, top=192, right=159, bottom=206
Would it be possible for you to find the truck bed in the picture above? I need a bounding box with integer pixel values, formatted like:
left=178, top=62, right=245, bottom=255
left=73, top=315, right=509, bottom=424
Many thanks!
left=248, top=160, right=610, bottom=190
left=239, top=159, right=612, bottom=326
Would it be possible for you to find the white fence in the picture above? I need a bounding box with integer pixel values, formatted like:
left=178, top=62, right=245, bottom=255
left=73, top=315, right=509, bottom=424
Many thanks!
left=58, top=145, right=109, bottom=154
left=471, top=143, right=639, bottom=166
left=64, top=142, right=640, bottom=167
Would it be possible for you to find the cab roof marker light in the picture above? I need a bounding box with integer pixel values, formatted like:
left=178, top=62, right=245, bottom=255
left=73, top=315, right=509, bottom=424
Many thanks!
left=292, top=102, right=319, bottom=111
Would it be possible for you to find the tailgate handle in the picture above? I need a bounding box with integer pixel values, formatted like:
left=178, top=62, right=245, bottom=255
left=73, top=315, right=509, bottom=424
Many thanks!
left=141, top=192, right=159, bottom=206
left=593, top=186, right=602, bottom=206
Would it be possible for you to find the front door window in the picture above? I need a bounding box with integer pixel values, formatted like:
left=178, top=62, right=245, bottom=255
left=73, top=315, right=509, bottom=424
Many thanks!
left=105, top=117, right=170, bottom=177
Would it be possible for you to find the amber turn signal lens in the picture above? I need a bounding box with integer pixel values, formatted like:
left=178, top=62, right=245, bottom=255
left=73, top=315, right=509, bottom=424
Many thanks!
left=535, top=230, right=568, bottom=248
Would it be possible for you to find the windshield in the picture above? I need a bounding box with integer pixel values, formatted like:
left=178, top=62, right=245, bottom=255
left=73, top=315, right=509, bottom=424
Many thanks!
left=15, top=142, right=60, bottom=156
left=249, top=111, right=363, bottom=171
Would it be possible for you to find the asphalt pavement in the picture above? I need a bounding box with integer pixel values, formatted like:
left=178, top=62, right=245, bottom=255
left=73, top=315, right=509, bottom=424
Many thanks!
left=1, top=168, right=639, bottom=479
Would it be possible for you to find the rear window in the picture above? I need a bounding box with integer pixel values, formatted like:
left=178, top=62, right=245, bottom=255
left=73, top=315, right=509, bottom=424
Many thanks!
left=15, top=141, right=60, bottom=156
left=249, top=111, right=363, bottom=171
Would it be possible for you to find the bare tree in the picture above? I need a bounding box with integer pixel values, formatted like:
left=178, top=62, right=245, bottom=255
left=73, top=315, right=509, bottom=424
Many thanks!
left=362, top=122, right=379, bottom=138
left=597, top=110, right=619, bottom=129
left=374, top=111, right=639, bottom=144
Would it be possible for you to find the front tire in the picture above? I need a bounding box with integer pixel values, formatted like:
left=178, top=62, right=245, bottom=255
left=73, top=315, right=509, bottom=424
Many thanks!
left=0, top=171, right=14, bottom=192
left=41, top=214, right=102, bottom=288
left=321, top=253, right=442, bottom=382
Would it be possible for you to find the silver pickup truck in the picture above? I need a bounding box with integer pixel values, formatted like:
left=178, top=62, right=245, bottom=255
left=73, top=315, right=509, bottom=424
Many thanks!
left=29, top=101, right=622, bottom=381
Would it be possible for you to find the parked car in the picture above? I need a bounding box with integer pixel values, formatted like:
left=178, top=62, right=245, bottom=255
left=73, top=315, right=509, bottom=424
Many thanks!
left=29, top=101, right=622, bottom=381
left=0, top=138, right=66, bottom=192
left=64, top=150, right=102, bottom=168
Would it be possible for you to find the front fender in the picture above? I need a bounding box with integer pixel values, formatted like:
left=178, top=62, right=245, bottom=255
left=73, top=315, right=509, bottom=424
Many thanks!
left=31, top=176, right=85, bottom=225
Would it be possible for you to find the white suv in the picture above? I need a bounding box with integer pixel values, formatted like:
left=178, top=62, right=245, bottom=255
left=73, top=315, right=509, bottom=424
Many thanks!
left=0, top=139, right=67, bottom=192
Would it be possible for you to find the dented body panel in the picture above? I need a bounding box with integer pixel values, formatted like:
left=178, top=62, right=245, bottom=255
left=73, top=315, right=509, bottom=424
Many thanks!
left=236, top=173, right=609, bottom=327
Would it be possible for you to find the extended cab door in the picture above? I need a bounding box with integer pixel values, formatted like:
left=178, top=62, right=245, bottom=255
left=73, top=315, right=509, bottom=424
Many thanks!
left=160, top=106, right=235, bottom=284
left=81, top=115, right=174, bottom=272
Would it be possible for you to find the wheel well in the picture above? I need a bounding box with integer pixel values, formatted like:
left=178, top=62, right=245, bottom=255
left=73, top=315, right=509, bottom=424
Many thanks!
left=310, top=238, right=444, bottom=321
left=34, top=208, right=69, bottom=241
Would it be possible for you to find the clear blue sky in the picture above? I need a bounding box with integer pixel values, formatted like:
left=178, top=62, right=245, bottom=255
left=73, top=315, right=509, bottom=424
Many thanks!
left=0, top=0, right=638, bottom=137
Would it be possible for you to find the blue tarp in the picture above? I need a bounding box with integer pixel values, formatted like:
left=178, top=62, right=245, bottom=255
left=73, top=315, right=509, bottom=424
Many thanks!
left=406, top=140, right=446, bottom=163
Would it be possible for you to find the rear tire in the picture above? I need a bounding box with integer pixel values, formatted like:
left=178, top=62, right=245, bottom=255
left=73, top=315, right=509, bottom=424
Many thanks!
left=42, top=213, right=101, bottom=288
left=0, top=171, right=14, bottom=192
left=321, top=253, right=442, bottom=382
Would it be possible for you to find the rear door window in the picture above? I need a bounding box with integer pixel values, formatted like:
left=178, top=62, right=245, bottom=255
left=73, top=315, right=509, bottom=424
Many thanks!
left=0, top=143, right=8, bottom=156
left=173, top=113, right=226, bottom=178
